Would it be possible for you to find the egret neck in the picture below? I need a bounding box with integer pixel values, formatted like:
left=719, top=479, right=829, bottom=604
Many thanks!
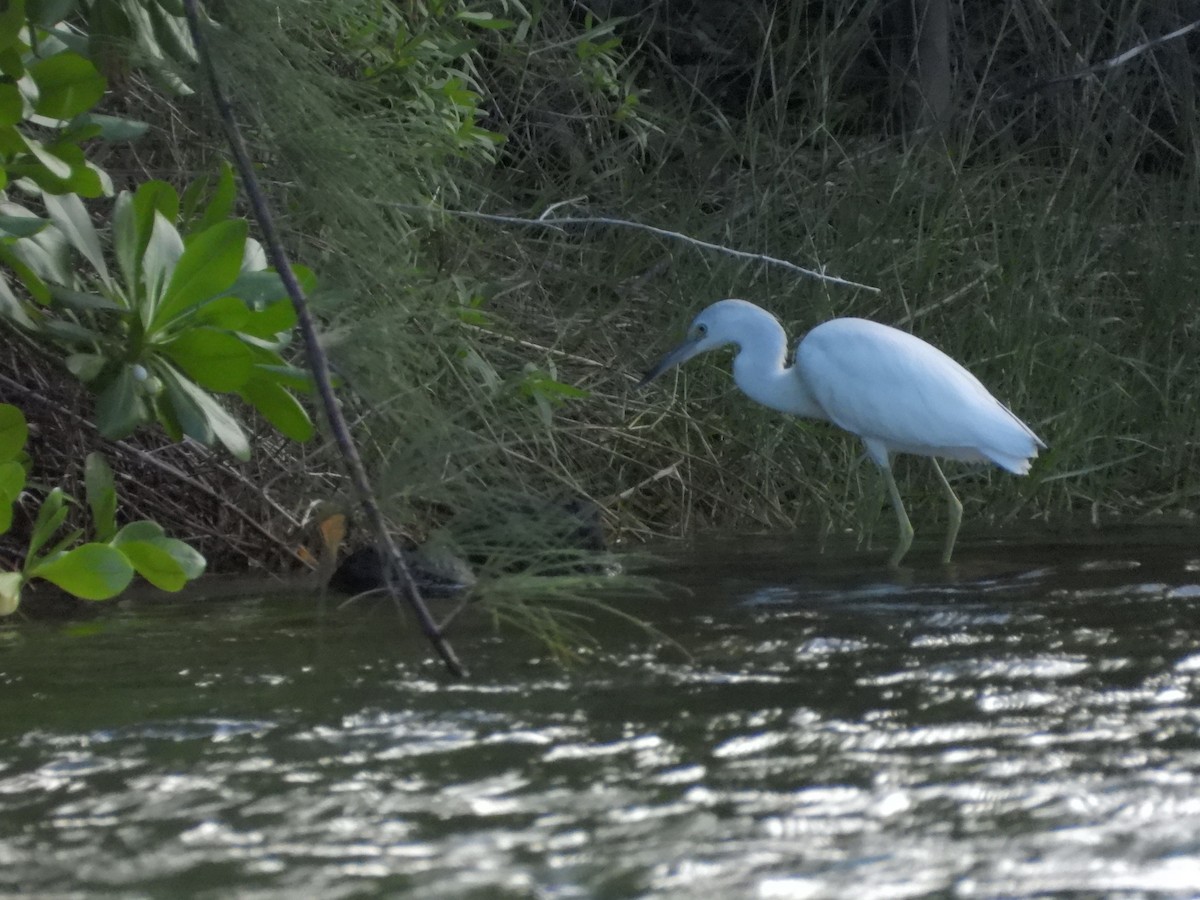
left=728, top=310, right=827, bottom=421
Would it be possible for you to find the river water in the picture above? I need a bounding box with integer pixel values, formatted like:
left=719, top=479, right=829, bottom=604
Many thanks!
left=2, top=532, right=1200, bottom=898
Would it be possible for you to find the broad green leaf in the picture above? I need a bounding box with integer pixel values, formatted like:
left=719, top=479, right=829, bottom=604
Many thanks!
left=119, top=180, right=180, bottom=293
left=190, top=162, right=236, bottom=234
left=40, top=318, right=101, bottom=343
left=0, top=46, right=24, bottom=79
left=0, top=214, right=49, bottom=240
left=166, top=371, right=250, bottom=460
left=140, top=210, right=184, bottom=311
left=0, top=460, right=27, bottom=504
left=114, top=538, right=186, bottom=591
left=254, top=364, right=318, bottom=394
left=0, top=455, right=22, bottom=534
left=157, top=364, right=211, bottom=445
left=2, top=201, right=70, bottom=284
left=0, top=272, right=35, bottom=327
left=0, top=404, right=28, bottom=460
left=240, top=378, right=313, bottom=442
left=112, top=520, right=165, bottom=544
left=66, top=352, right=106, bottom=381
left=153, top=219, right=246, bottom=327
left=96, top=364, right=148, bottom=439
left=0, top=571, right=21, bottom=616
left=28, top=52, right=105, bottom=120
left=194, top=295, right=250, bottom=330
left=162, top=327, right=253, bottom=391
left=27, top=486, right=67, bottom=560
left=75, top=112, right=150, bottom=141
left=0, top=82, right=23, bottom=126
left=224, top=270, right=295, bottom=310
left=238, top=297, right=297, bottom=338
left=0, top=0, right=26, bottom=54
left=84, top=452, right=117, bottom=541
left=42, top=190, right=108, bottom=279
left=157, top=536, right=205, bottom=580
left=111, top=523, right=204, bottom=583
left=131, top=181, right=181, bottom=234
left=48, top=285, right=122, bottom=311
left=0, top=244, right=49, bottom=305
left=31, top=542, right=134, bottom=600
left=22, top=135, right=72, bottom=179
left=27, top=0, right=77, bottom=27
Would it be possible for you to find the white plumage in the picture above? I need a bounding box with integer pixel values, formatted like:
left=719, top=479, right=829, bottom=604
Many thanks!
left=638, top=299, right=1045, bottom=566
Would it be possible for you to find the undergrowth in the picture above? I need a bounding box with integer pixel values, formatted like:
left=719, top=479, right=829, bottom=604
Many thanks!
left=197, top=0, right=1200, bottom=602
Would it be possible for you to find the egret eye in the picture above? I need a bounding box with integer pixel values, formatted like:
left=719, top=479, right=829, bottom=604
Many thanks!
left=695, top=323, right=708, bottom=338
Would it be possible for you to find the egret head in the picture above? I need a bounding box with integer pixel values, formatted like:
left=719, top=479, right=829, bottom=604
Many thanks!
left=636, top=299, right=753, bottom=388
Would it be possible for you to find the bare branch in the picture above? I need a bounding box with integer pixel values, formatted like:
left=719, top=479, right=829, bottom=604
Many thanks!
left=1005, top=17, right=1200, bottom=99
left=386, top=202, right=882, bottom=294
left=182, top=0, right=466, bottom=677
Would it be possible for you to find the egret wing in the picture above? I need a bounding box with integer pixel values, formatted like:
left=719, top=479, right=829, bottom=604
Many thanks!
left=795, top=319, right=1040, bottom=469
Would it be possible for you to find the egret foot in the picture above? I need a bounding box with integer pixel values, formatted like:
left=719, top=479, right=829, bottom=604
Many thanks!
left=931, top=459, right=963, bottom=564
left=882, top=466, right=915, bottom=568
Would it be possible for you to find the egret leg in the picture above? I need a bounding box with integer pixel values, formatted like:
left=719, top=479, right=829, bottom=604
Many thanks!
left=930, top=459, right=963, bottom=564
left=880, top=465, right=914, bottom=568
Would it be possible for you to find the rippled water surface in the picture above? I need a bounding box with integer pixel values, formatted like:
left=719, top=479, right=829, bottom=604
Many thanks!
left=4, top=533, right=1200, bottom=898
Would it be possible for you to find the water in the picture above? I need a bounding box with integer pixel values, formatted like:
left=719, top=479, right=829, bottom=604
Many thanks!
left=3, top=532, right=1200, bottom=898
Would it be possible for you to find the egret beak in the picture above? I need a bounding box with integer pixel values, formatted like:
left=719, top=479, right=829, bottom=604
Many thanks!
left=635, top=335, right=707, bottom=389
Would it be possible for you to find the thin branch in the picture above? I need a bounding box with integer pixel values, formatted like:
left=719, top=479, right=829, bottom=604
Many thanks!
left=182, top=0, right=466, bottom=677
left=1002, top=17, right=1200, bottom=100
left=385, top=202, right=882, bottom=294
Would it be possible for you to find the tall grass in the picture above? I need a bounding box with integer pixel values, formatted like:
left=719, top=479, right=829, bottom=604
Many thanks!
left=204, top=0, right=1200, bottom=591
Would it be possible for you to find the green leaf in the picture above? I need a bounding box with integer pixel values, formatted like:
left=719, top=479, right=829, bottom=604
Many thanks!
left=113, top=538, right=186, bottom=590
left=158, top=536, right=205, bottom=580
left=96, top=364, right=149, bottom=439
left=0, top=404, right=28, bottom=460
left=0, top=459, right=28, bottom=502
left=28, top=52, right=105, bottom=120
left=2, top=201, right=70, bottom=285
left=48, top=285, right=122, bottom=311
left=112, top=520, right=205, bottom=589
left=66, top=352, right=105, bottom=381
left=30, top=542, right=134, bottom=600
left=113, top=181, right=178, bottom=294
left=0, top=82, right=23, bottom=126
left=254, top=364, right=317, bottom=394
left=177, top=375, right=250, bottom=459
left=194, top=295, right=250, bottom=330
left=0, top=214, right=50, bottom=240
left=75, top=112, right=149, bottom=141
left=162, top=327, right=253, bottom=391
left=0, top=272, right=35, bottom=328
left=28, top=486, right=67, bottom=560
left=0, top=244, right=49, bottom=305
left=112, top=519, right=165, bottom=543
left=189, top=162, right=236, bottom=234
left=27, top=0, right=78, bottom=27
left=140, top=210, right=184, bottom=309
left=152, top=219, right=247, bottom=327
left=0, top=457, right=24, bottom=535
left=42, top=190, right=108, bottom=279
left=0, top=571, right=21, bottom=616
left=239, top=297, right=297, bottom=338
left=240, top=378, right=313, bottom=442
left=0, top=0, right=27, bottom=54
left=84, top=452, right=117, bottom=541
left=224, top=269, right=296, bottom=310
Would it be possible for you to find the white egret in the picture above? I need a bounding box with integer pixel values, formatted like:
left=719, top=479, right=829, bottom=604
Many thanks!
left=638, top=299, right=1045, bottom=566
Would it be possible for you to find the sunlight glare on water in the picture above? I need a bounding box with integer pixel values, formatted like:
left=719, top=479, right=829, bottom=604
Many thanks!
left=1, top=532, right=1200, bottom=897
